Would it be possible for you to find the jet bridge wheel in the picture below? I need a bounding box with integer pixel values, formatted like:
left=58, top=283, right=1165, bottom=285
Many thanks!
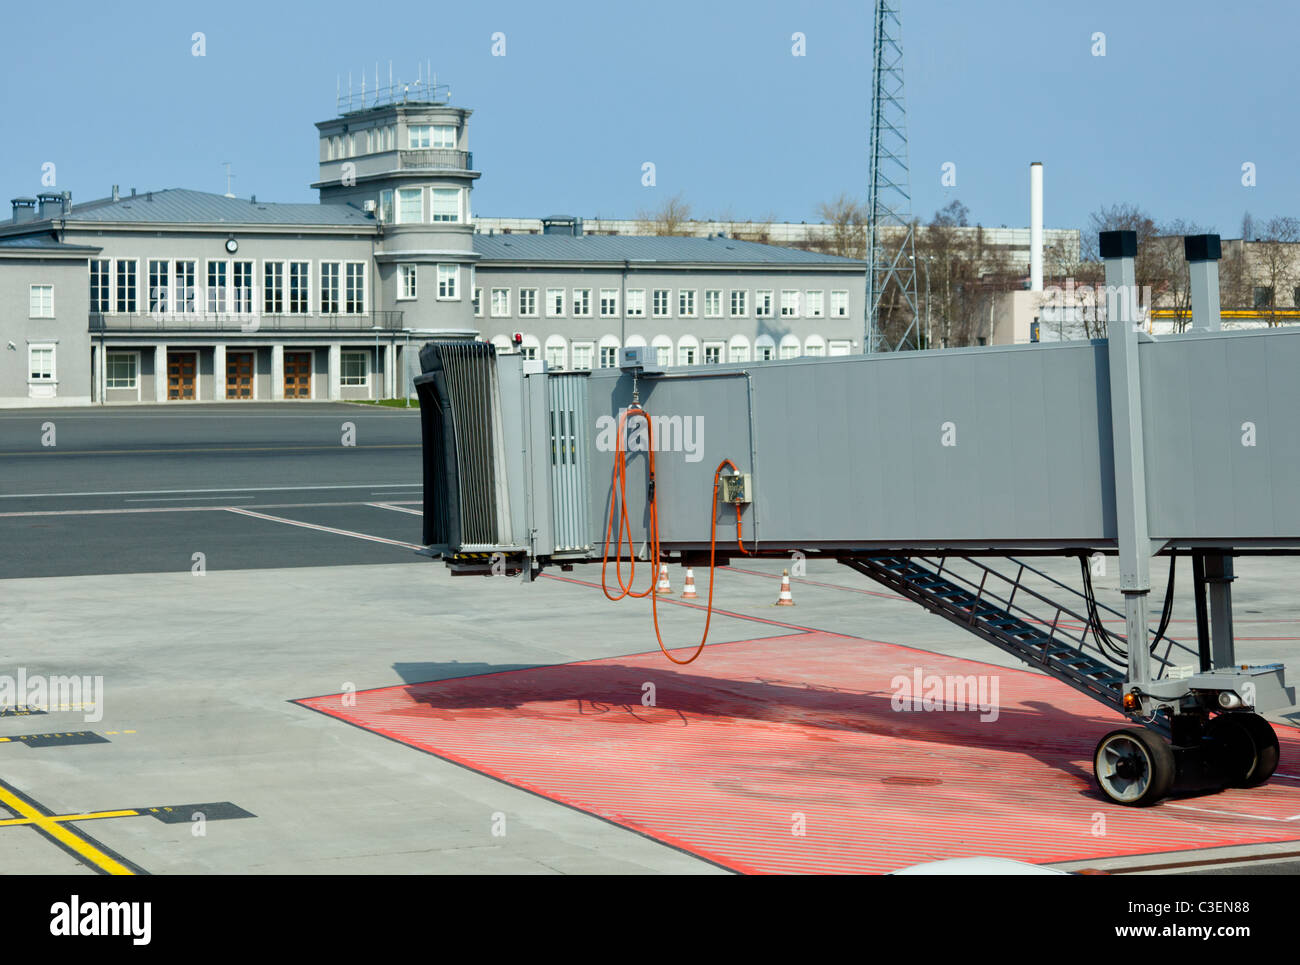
left=1207, top=712, right=1279, bottom=788
left=1093, top=728, right=1176, bottom=806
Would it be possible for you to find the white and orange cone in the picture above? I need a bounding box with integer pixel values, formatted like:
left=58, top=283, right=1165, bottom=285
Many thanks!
left=774, top=569, right=795, bottom=606
left=655, top=563, right=673, bottom=595
left=681, top=568, right=699, bottom=599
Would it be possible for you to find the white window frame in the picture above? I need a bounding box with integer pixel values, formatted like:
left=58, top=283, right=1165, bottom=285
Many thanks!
left=730, top=289, right=748, bottom=317
left=437, top=264, right=459, bottom=300
left=491, top=287, right=511, bottom=318
left=572, top=288, right=592, bottom=317
left=678, top=289, right=697, bottom=318
left=473, top=287, right=483, bottom=317
left=831, top=290, right=849, bottom=318
left=408, top=124, right=432, bottom=149
left=28, top=284, right=54, bottom=319
left=805, top=290, right=825, bottom=318
left=379, top=189, right=394, bottom=223
left=29, top=344, right=55, bottom=382
left=397, top=187, right=424, bottom=224
left=320, top=262, right=340, bottom=314
left=398, top=264, right=418, bottom=301
left=828, top=339, right=852, bottom=356
left=546, top=288, right=566, bottom=317
left=430, top=188, right=461, bottom=223
left=343, top=262, right=366, bottom=315
left=571, top=341, right=594, bottom=371
left=704, top=289, right=722, bottom=318
left=105, top=349, right=140, bottom=398
left=780, top=290, right=800, bottom=318
left=287, top=261, right=310, bottom=315
left=518, top=288, right=538, bottom=317
left=263, top=261, right=284, bottom=315
left=626, top=289, right=646, bottom=318
left=755, top=290, right=774, bottom=318
left=340, top=350, right=369, bottom=387
left=652, top=289, right=671, bottom=318
left=431, top=124, right=457, bottom=149
left=599, top=289, right=619, bottom=318
left=599, top=344, right=620, bottom=368
left=703, top=340, right=724, bottom=364
left=545, top=339, right=566, bottom=370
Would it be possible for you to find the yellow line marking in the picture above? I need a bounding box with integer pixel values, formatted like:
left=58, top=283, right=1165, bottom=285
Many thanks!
left=0, top=784, right=136, bottom=875
left=0, top=808, right=139, bottom=827
left=0, top=444, right=418, bottom=457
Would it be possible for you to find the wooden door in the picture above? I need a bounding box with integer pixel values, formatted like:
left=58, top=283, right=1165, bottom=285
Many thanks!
left=226, top=351, right=254, bottom=399
left=284, top=352, right=312, bottom=399
left=167, top=352, right=196, bottom=400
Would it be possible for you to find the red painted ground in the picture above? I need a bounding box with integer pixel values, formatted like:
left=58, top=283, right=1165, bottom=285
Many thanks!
left=297, top=632, right=1300, bottom=874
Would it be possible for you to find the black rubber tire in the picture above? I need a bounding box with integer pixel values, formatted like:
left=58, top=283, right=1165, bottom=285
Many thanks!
left=1208, top=712, right=1280, bottom=787
left=1094, top=728, right=1176, bottom=806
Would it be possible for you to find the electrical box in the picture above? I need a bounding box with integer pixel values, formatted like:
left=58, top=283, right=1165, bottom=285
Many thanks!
left=619, top=346, right=665, bottom=375
left=720, top=472, right=752, bottom=504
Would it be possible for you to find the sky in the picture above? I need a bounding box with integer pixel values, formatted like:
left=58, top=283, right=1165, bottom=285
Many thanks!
left=2, top=0, right=1296, bottom=238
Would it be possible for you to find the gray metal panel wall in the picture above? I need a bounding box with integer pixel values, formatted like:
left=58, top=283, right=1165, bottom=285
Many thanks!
left=1142, top=328, right=1300, bottom=540
left=548, top=374, right=593, bottom=552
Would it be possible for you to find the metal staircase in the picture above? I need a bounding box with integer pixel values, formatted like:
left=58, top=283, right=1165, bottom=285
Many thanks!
left=841, top=556, right=1200, bottom=724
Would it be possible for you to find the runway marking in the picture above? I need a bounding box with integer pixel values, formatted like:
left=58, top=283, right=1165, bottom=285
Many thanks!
left=367, top=502, right=424, bottom=516
left=0, top=731, right=109, bottom=747
left=0, top=778, right=144, bottom=875
left=0, top=444, right=419, bottom=457
left=1165, top=803, right=1300, bottom=822
left=0, top=499, right=420, bottom=518
left=224, top=507, right=423, bottom=550
left=0, top=482, right=421, bottom=500
left=124, top=495, right=256, bottom=502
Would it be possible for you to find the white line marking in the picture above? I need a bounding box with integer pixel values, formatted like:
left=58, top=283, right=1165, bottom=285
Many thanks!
left=1165, top=803, right=1300, bottom=822
left=367, top=502, right=424, bottom=516
left=0, top=483, right=421, bottom=500
left=124, top=496, right=255, bottom=502
left=0, top=500, right=420, bottom=519
left=225, top=507, right=422, bottom=550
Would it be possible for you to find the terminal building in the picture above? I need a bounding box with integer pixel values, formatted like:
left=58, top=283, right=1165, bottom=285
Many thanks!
left=0, top=86, right=868, bottom=407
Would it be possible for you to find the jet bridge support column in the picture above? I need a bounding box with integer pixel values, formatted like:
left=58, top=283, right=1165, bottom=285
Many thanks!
left=1101, top=230, right=1152, bottom=695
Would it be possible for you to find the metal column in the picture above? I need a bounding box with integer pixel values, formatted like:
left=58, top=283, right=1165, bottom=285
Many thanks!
left=1101, top=230, right=1153, bottom=692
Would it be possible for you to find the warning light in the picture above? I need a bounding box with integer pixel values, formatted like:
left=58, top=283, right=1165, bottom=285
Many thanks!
left=1123, top=692, right=1140, bottom=711
left=512, top=332, right=523, bottom=346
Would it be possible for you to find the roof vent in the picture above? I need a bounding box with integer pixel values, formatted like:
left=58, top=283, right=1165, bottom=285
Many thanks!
left=146, top=191, right=153, bottom=202
left=112, top=185, right=120, bottom=202
left=131, top=187, right=137, bottom=196
left=10, top=198, right=37, bottom=224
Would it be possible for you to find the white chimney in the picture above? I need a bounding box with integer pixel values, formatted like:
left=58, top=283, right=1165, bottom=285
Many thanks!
left=1030, top=161, right=1043, bottom=292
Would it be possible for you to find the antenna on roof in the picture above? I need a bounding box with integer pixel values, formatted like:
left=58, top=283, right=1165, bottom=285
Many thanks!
left=223, top=162, right=235, bottom=199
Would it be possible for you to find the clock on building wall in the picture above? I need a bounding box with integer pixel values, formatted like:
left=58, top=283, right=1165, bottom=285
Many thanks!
left=225, top=237, right=239, bottom=254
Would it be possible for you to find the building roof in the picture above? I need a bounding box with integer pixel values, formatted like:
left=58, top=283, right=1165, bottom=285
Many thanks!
left=0, top=235, right=101, bottom=253
left=471, top=233, right=865, bottom=267
left=3, top=188, right=375, bottom=228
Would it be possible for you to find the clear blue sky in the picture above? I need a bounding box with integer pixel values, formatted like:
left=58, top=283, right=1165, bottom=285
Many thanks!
left=2, top=0, right=1294, bottom=238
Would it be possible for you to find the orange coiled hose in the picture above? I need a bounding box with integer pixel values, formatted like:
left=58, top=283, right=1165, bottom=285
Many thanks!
left=600, top=407, right=749, bottom=664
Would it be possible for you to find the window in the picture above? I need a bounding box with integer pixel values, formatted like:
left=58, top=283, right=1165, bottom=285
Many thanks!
left=730, top=290, right=748, bottom=317
left=438, top=264, right=458, bottom=299
left=320, top=263, right=340, bottom=313
left=704, top=290, right=722, bottom=318
left=115, top=260, right=137, bottom=313
left=729, top=342, right=749, bottom=363
left=806, top=290, right=825, bottom=318
left=149, top=260, right=169, bottom=313
left=545, top=342, right=565, bottom=369
left=678, top=343, right=697, bottom=365
left=519, top=288, right=538, bottom=317
left=395, top=264, right=416, bottom=300
left=432, top=125, right=456, bottom=148
left=755, top=290, right=773, bottom=318
left=679, top=289, right=697, bottom=317
left=572, top=288, right=591, bottom=317
left=652, top=289, right=670, bottom=317
left=828, top=340, right=852, bottom=356
left=1254, top=286, right=1275, bottom=309
left=233, top=261, right=254, bottom=314
left=571, top=342, right=594, bottom=370
left=380, top=190, right=394, bottom=223
left=654, top=343, right=672, bottom=366
left=431, top=188, right=460, bottom=222
left=830, top=290, right=849, bottom=317
left=491, top=287, right=510, bottom=317
left=29, top=346, right=54, bottom=380
left=626, top=289, right=646, bottom=317
left=600, top=289, right=619, bottom=318
left=365, top=130, right=374, bottom=154
left=345, top=263, right=365, bottom=313
left=264, top=262, right=284, bottom=314
left=520, top=343, right=538, bottom=361
left=600, top=345, right=619, bottom=368
left=106, top=352, right=137, bottom=389
left=207, top=260, right=228, bottom=313
left=288, top=262, right=309, bottom=313
left=780, top=290, right=799, bottom=318
left=703, top=342, right=723, bottom=364
left=398, top=188, right=423, bottom=223
left=332, top=136, right=342, bottom=158
left=384, top=127, right=394, bottom=151
left=341, top=351, right=368, bottom=386
left=175, top=260, right=197, bottom=313
left=408, top=125, right=432, bottom=148
left=804, top=340, right=826, bottom=357
left=547, top=288, right=565, bottom=317
left=28, top=285, right=53, bottom=318
left=757, top=343, right=774, bottom=361
left=90, top=260, right=111, bottom=312
left=473, top=287, right=483, bottom=317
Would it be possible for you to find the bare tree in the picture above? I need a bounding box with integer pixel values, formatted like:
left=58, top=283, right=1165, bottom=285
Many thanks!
left=1252, top=216, right=1300, bottom=326
left=813, top=193, right=867, bottom=259
left=636, top=192, right=693, bottom=236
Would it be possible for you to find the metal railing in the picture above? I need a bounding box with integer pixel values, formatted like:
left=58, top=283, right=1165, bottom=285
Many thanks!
left=89, top=311, right=405, bottom=333
left=398, top=149, right=472, bottom=170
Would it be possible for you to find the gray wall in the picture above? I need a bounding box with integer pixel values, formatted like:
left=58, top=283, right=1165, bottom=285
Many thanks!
left=0, top=254, right=92, bottom=406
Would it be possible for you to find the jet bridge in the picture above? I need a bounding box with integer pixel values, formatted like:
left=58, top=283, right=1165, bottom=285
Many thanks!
left=414, top=231, right=1298, bottom=806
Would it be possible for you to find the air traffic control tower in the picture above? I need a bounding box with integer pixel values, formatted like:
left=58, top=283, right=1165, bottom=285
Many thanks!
left=413, top=230, right=1298, bottom=807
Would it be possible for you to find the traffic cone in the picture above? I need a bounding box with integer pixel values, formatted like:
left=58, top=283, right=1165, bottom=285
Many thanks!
left=774, top=569, right=795, bottom=606
left=655, top=563, right=672, bottom=595
left=681, top=568, right=698, bottom=599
